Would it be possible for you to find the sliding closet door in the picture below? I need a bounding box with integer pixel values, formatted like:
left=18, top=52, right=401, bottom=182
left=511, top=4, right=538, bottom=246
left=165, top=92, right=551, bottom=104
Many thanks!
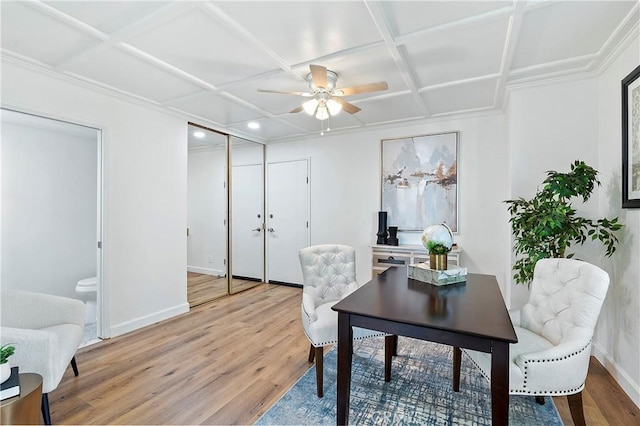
left=229, top=136, right=265, bottom=293
left=186, top=125, right=228, bottom=306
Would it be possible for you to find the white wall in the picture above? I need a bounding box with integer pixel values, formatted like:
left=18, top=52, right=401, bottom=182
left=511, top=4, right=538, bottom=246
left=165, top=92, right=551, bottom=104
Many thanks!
left=2, top=120, right=97, bottom=300
left=266, top=114, right=511, bottom=296
left=505, top=37, right=640, bottom=405
left=507, top=78, right=601, bottom=307
left=1, top=60, right=189, bottom=337
left=595, top=34, right=640, bottom=406
left=187, top=148, right=226, bottom=276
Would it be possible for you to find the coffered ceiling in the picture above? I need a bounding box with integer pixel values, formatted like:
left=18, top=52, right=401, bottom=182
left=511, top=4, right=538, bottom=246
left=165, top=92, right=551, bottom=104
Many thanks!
left=2, top=1, right=638, bottom=142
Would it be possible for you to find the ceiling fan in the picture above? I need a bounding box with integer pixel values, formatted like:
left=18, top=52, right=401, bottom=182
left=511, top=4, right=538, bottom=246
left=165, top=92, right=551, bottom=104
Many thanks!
left=258, top=64, right=388, bottom=121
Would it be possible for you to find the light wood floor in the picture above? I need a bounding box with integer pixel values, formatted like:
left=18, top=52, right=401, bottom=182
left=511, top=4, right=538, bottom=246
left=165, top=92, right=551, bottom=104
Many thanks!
left=187, top=272, right=262, bottom=307
left=51, top=284, right=639, bottom=425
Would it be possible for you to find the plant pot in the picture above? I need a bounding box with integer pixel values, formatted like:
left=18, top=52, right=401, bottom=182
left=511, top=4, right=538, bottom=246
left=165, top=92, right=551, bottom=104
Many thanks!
left=0, top=363, right=10, bottom=384
left=429, top=253, right=447, bottom=271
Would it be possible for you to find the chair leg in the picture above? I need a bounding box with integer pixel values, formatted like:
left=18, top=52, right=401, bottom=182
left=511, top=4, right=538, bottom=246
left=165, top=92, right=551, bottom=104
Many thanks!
left=453, top=346, right=461, bottom=392
left=71, top=356, right=79, bottom=376
left=535, top=396, right=545, bottom=405
left=392, top=335, right=398, bottom=356
left=315, top=346, right=324, bottom=398
left=308, top=344, right=315, bottom=363
left=41, top=393, right=52, bottom=425
left=567, top=391, right=586, bottom=426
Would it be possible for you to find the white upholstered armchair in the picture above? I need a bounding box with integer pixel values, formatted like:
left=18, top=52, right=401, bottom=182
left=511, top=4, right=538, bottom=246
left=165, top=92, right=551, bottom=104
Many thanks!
left=453, top=258, right=609, bottom=426
left=1, top=289, right=85, bottom=425
left=299, top=244, right=386, bottom=397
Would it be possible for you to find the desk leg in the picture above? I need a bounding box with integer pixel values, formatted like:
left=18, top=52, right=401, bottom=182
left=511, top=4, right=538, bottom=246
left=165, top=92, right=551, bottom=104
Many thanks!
left=336, top=312, right=352, bottom=426
left=384, top=335, right=394, bottom=382
left=491, top=340, right=509, bottom=425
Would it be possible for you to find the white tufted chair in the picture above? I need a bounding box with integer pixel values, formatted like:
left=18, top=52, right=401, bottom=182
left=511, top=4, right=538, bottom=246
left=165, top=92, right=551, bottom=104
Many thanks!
left=1, top=289, right=85, bottom=425
left=453, top=258, right=609, bottom=426
left=299, top=244, right=386, bottom=397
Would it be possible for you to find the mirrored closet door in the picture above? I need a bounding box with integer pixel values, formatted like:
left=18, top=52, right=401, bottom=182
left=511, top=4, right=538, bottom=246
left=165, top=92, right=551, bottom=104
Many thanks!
left=186, top=124, right=228, bottom=306
left=229, top=136, right=265, bottom=294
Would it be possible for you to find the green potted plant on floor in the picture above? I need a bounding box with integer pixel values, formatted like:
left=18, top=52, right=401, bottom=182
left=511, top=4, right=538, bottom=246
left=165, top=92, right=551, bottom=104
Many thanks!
left=505, top=160, right=623, bottom=286
left=1, top=343, right=16, bottom=383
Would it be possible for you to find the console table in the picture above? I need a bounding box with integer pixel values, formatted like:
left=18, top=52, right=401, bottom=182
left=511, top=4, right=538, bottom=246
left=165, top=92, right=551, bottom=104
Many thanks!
left=371, top=244, right=461, bottom=276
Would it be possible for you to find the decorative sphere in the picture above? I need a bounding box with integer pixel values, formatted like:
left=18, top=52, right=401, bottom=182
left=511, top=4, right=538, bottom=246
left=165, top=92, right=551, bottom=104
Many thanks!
left=421, top=224, right=453, bottom=250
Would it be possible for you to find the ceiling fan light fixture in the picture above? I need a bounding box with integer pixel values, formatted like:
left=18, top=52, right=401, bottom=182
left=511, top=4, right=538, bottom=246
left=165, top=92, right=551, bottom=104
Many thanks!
left=315, top=105, right=329, bottom=120
left=303, top=98, right=319, bottom=115
left=326, top=98, right=342, bottom=116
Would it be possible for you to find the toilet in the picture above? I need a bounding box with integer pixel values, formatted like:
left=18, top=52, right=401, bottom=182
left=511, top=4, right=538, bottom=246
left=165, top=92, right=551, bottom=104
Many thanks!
left=76, top=277, right=97, bottom=324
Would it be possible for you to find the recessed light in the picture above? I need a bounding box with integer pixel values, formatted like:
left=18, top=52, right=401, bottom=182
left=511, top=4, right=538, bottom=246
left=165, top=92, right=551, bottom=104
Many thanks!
left=247, top=122, right=260, bottom=129
left=193, top=131, right=205, bottom=138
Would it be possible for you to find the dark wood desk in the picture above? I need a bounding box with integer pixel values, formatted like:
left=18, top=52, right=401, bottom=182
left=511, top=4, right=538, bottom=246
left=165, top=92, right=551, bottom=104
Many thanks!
left=332, top=267, right=517, bottom=425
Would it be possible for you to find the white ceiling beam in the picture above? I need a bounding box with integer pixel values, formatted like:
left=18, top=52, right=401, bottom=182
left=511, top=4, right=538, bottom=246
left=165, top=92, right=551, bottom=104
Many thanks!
left=46, top=2, right=200, bottom=71
left=494, top=1, right=526, bottom=110
left=116, top=43, right=219, bottom=92
left=24, top=0, right=107, bottom=41
left=364, top=0, right=431, bottom=117
left=394, top=4, right=515, bottom=46
left=198, top=2, right=302, bottom=82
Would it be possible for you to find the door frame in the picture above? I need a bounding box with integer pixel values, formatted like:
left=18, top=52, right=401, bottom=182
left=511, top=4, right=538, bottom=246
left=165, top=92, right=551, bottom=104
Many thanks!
left=265, top=158, right=311, bottom=285
left=1, top=106, right=106, bottom=339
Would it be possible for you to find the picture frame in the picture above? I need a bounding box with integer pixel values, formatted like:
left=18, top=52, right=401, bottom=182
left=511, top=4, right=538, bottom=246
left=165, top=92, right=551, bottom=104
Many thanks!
left=381, top=131, right=458, bottom=232
left=622, top=64, right=640, bottom=208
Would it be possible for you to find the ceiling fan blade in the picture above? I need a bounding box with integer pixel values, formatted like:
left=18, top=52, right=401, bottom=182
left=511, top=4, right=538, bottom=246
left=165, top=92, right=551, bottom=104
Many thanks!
left=309, top=64, right=327, bottom=88
left=334, top=97, right=361, bottom=114
left=290, top=106, right=304, bottom=113
left=338, top=81, right=388, bottom=96
left=258, top=89, right=310, bottom=96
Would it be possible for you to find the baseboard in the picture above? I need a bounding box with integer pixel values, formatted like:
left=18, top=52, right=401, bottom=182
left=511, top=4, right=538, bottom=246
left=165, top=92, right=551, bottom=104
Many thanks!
left=109, top=302, right=190, bottom=338
left=592, top=342, right=640, bottom=408
left=187, top=266, right=223, bottom=276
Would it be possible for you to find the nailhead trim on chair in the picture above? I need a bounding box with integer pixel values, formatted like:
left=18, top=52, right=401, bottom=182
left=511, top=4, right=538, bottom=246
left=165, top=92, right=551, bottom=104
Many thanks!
left=464, top=340, right=591, bottom=395
left=514, top=340, right=591, bottom=394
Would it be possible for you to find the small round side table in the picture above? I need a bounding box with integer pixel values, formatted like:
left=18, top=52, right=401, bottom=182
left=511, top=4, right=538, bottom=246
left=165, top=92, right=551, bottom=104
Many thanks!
left=0, top=373, right=43, bottom=425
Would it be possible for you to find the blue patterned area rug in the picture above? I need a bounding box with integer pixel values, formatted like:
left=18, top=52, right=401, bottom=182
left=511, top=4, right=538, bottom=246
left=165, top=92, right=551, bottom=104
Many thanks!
left=256, top=337, right=563, bottom=425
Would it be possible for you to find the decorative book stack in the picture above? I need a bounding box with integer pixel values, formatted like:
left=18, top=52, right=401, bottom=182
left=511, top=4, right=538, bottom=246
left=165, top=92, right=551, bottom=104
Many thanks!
left=1, top=367, right=20, bottom=400
left=408, top=263, right=467, bottom=286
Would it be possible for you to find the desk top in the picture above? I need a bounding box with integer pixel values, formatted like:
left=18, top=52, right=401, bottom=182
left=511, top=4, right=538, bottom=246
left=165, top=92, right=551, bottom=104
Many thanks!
left=332, top=267, right=517, bottom=344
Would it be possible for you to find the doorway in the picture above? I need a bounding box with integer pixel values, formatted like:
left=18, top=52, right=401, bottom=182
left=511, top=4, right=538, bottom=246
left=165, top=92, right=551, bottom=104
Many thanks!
left=266, top=159, right=309, bottom=286
left=1, top=108, right=103, bottom=345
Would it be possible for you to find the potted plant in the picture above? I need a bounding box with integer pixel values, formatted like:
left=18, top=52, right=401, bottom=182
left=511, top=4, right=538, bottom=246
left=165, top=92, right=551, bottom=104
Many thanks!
left=426, top=241, right=450, bottom=270
left=421, top=223, right=454, bottom=270
left=505, top=160, right=622, bottom=286
left=1, top=344, right=16, bottom=383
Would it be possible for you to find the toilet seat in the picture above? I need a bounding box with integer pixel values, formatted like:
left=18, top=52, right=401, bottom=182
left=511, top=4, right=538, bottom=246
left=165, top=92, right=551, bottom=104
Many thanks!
left=76, top=277, right=97, bottom=292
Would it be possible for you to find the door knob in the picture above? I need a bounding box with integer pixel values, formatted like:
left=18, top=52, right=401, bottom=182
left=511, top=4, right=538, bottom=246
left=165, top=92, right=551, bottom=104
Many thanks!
left=252, top=227, right=261, bottom=232
left=268, top=228, right=275, bottom=232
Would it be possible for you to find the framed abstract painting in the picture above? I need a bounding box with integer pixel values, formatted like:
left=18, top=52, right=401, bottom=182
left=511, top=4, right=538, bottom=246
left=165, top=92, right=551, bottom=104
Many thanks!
left=622, top=64, right=640, bottom=208
left=381, top=131, right=458, bottom=232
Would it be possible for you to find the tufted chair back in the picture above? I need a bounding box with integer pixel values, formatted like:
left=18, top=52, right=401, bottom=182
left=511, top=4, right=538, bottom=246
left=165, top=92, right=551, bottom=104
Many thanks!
left=299, top=244, right=359, bottom=308
left=521, top=258, right=610, bottom=347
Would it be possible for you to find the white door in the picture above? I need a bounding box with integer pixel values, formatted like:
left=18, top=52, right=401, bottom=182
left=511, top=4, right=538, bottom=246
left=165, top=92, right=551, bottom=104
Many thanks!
left=267, top=160, right=309, bottom=285
left=232, top=164, right=264, bottom=280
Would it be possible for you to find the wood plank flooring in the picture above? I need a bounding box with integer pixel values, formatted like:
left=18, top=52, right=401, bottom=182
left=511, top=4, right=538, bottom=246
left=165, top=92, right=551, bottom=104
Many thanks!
left=50, top=283, right=639, bottom=425
left=187, top=272, right=262, bottom=307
